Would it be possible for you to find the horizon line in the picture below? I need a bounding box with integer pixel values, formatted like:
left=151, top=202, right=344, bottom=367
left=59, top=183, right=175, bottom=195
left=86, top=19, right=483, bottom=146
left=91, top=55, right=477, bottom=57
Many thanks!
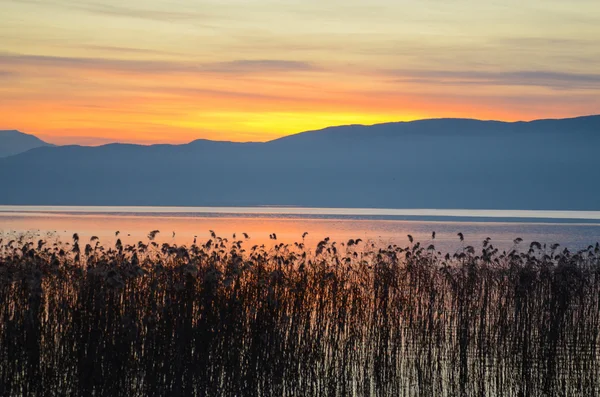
left=2, top=205, right=600, bottom=222
left=3, top=113, right=599, bottom=147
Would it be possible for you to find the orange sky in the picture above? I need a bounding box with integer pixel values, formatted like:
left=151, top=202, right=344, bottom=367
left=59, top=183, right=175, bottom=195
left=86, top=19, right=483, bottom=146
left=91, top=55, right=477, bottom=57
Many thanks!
left=1, top=0, right=600, bottom=145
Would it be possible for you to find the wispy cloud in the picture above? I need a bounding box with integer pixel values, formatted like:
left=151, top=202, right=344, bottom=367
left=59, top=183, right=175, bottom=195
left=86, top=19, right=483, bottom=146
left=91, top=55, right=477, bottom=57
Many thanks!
left=389, top=69, right=600, bottom=90
left=71, top=2, right=207, bottom=23
left=0, top=53, right=178, bottom=73
left=493, top=36, right=599, bottom=48
left=198, top=60, right=318, bottom=74
left=8, top=0, right=209, bottom=23
left=0, top=53, right=319, bottom=75
left=81, top=45, right=183, bottom=57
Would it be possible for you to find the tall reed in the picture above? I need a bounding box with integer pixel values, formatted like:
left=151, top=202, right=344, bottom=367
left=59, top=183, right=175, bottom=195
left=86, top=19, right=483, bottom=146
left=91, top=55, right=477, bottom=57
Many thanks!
left=0, top=234, right=599, bottom=396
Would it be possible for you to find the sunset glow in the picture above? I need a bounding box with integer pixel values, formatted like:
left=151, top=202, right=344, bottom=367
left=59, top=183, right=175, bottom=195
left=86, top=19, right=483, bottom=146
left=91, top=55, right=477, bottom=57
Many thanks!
left=2, top=0, right=600, bottom=145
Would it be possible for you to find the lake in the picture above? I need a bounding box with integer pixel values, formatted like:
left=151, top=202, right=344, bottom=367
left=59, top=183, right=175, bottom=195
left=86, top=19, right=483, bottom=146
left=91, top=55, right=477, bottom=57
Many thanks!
left=3, top=205, right=600, bottom=396
left=2, top=206, right=600, bottom=251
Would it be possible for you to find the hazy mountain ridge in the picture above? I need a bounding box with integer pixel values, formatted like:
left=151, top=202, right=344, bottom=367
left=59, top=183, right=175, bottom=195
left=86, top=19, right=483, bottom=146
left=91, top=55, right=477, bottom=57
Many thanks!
left=0, top=130, right=53, bottom=158
left=1, top=115, right=599, bottom=209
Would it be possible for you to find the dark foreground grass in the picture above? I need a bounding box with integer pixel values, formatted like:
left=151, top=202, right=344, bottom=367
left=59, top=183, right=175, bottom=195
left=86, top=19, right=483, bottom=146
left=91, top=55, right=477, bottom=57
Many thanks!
left=1, top=233, right=599, bottom=396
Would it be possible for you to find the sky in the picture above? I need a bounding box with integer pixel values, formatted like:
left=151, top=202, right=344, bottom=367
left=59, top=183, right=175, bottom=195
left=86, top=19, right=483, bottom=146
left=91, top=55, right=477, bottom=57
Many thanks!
left=1, top=0, right=600, bottom=145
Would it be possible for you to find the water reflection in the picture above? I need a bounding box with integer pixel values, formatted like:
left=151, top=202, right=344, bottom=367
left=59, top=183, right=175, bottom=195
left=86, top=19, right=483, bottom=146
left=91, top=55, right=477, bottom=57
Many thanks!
left=1, top=209, right=599, bottom=251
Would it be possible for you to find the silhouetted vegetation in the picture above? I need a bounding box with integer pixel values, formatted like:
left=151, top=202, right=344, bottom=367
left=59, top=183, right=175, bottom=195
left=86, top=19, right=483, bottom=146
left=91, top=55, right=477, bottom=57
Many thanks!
left=1, top=232, right=599, bottom=396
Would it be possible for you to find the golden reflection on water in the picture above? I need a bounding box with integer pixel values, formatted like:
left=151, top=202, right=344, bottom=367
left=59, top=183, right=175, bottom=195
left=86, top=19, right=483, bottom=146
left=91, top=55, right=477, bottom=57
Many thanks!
left=1, top=211, right=600, bottom=251
left=0, top=213, right=392, bottom=247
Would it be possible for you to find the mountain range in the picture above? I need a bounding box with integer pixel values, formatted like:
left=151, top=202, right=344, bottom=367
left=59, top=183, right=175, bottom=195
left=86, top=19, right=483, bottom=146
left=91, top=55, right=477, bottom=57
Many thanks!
left=1, top=115, right=599, bottom=210
left=0, top=130, right=52, bottom=158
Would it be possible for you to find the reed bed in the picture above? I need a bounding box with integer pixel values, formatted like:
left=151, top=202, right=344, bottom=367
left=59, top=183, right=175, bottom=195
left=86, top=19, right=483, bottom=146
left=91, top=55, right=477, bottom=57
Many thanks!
left=1, top=232, right=599, bottom=396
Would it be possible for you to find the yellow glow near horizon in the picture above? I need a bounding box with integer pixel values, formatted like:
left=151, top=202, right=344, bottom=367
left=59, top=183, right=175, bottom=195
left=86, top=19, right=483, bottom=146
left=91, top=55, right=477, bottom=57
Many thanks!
left=173, top=111, right=424, bottom=140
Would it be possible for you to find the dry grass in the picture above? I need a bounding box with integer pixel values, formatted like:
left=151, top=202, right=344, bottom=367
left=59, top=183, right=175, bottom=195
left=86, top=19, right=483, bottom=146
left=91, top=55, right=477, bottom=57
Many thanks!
left=1, top=232, right=599, bottom=396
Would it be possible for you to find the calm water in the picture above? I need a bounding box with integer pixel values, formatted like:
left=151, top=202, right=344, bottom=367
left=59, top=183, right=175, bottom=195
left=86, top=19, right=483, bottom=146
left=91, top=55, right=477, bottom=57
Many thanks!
left=3, top=206, right=600, bottom=396
left=1, top=206, right=600, bottom=251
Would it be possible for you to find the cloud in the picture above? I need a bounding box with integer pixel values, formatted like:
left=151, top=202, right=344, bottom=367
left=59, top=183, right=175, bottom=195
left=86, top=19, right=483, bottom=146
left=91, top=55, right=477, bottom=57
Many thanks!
left=389, top=69, right=600, bottom=90
left=0, top=53, right=319, bottom=75
left=71, top=2, right=206, bottom=23
left=148, top=86, right=321, bottom=106
left=493, top=37, right=598, bottom=49
left=0, top=53, right=179, bottom=73
left=82, top=45, right=183, bottom=57
left=9, top=0, right=209, bottom=23
left=198, top=60, right=318, bottom=73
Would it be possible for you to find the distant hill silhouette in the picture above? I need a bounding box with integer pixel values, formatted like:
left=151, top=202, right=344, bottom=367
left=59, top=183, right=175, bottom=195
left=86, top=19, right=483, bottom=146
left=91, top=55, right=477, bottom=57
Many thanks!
left=0, top=115, right=599, bottom=210
left=0, top=130, right=53, bottom=158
